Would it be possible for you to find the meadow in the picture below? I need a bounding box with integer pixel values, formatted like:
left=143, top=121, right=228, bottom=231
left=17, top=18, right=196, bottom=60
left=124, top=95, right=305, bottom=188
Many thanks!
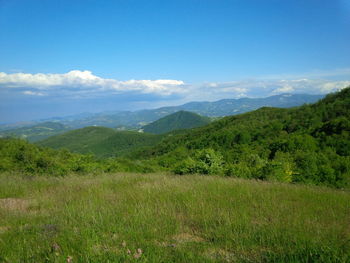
left=0, top=173, right=349, bottom=262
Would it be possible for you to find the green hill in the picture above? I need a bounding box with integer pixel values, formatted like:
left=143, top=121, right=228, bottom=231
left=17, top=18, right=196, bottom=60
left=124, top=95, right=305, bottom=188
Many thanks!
left=142, top=111, right=211, bottom=134
left=37, top=126, right=162, bottom=158
left=0, top=122, right=70, bottom=142
left=135, top=87, right=350, bottom=188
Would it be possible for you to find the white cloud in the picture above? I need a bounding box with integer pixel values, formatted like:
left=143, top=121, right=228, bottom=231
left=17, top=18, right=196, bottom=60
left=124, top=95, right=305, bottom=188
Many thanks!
left=0, top=70, right=349, bottom=101
left=22, top=90, right=45, bottom=96
left=273, top=84, right=294, bottom=94
left=197, top=79, right=350, bottom=100
left=0, top=70, right=186, bottom=96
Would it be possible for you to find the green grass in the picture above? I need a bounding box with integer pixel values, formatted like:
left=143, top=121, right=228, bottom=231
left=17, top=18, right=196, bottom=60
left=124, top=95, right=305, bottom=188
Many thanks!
left=0, top=173, right=349, bottom=262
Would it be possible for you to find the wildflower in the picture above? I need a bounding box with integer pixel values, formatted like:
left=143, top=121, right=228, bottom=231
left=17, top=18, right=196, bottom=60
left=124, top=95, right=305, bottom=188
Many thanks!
left=51, top=242, right=61, bottom=253
left=134, top=248, right=143, bottom=259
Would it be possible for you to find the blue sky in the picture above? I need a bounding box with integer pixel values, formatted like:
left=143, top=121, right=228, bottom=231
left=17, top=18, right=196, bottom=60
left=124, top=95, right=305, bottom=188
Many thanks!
left=0, top=0, right=350, bottom=123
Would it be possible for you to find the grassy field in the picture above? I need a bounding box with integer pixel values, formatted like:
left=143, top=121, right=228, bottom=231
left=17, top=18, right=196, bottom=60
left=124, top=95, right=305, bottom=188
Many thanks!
left=0, top=173, right=349, bottom=262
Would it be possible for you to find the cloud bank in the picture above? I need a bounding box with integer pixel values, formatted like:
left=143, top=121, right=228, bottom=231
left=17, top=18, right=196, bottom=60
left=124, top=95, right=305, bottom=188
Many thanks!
left=1, top=70, right=349, bottom=123
left=0, top=70, right=349, bottom=102
left=0, top=70, right=186, bottom=97
left=184, top=79, right=350, bottom=102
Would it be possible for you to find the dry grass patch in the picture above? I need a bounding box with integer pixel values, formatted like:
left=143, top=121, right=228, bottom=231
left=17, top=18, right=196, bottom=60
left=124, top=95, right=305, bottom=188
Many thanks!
left=204, top=248, right=236, bottom=262
left=0, top=198, right=35, bottom=212
left=172, top=232, right=205, bottom=243
left=0, top=226, right=10, bottom=234
left=92, top=244, right=121, bottom=255
left=156, top=232, right=205, bottom=248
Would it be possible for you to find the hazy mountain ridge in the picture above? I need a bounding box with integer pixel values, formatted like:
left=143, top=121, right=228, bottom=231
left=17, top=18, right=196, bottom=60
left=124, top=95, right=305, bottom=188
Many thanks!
left=0, top=122, right=70, bottom=142
left=0, top=93, right=324, bottom=139
left=174, top=93, right=325, bottom=116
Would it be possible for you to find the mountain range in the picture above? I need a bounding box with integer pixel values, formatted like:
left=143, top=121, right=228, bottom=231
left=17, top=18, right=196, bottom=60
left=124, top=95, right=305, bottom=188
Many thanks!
left=0, top=93, right=324, bottom=141
left=45, top=93, right=324, bottom=128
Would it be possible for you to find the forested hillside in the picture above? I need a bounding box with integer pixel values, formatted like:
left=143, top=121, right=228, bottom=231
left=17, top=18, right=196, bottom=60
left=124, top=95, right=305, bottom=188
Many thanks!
left=134, top=87, right=350, bottom=188
left=37, top=126, right=162, bottom=158
left=142, top=111, right=211, bottom=134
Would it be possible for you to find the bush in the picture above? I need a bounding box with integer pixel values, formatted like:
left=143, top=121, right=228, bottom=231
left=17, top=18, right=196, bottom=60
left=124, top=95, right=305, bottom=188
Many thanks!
left=173, top=148, right=224, bottom=175
left=173, top=157, right=197, bottom=175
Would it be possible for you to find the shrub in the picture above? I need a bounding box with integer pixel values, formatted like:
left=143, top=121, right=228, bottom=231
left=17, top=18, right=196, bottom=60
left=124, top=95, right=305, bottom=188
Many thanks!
left=173, top=148, right=224, bottom=175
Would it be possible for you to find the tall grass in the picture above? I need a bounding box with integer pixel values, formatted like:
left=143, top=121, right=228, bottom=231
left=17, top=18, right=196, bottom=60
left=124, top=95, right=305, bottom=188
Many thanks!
left=0, top=173, right=349, bottom=262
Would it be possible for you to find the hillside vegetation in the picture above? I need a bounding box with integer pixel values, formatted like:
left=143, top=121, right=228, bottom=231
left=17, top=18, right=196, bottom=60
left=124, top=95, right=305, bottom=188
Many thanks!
left=134, top=87, right=350, bottom=188
left=142, top=111, right=211, bottom=134
left=37, top=126, right=162, bottom=158
left=0, top=138, right=156, bottom=176
left=0, top=173, right=349, bottom=262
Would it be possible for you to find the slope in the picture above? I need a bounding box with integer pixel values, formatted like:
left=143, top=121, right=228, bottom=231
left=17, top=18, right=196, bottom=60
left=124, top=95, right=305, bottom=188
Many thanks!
left=37, top=126, right=162, bottom=158
left=135, top=87, right=350, bottom=188
left=142, top=111, right=211, bottom=134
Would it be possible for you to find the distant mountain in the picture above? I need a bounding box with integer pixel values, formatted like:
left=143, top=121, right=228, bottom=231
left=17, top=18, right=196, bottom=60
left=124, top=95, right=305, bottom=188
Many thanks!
left=37, top=126, right=162, bottom=158
left=0, top=93, right=324, bottom=132
left=0, top=121, right=38, bottom=132
left=0, top=122, right=70, bottom=142
left=54, top=93, right=323, bottom=128
left=177, top=93, right=325, bottom=116
left=142, top=111, right=211, bottom=134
